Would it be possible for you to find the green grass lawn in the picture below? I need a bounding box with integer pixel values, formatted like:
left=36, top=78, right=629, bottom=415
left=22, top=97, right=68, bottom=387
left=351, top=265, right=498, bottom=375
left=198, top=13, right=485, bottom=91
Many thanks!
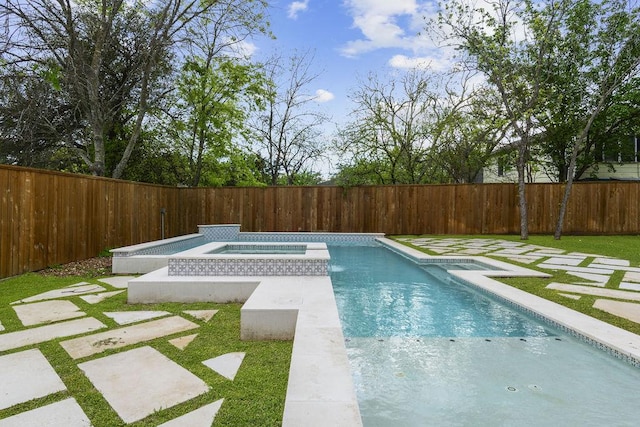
left=393, top=234, right=640, bottom=336
left=0, top=273, right=292, bottom=426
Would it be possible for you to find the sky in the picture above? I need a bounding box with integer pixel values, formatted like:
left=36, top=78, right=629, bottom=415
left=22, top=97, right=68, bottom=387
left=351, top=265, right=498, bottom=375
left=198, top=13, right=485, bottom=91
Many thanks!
left=247, top=0, right=451, bottom=176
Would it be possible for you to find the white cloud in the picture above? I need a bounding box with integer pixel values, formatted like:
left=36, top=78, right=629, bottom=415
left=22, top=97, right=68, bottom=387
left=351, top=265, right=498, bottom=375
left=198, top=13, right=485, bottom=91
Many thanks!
left=388, top=54, right=450, bottom=71
left=232, top=40, right=258, bottom=58
left=340, top=0, right=436, bottom=57
left=288, top=0, right=310, bottom=19
left=314, top=89, right=335, bottom=103
left=220, top=38, right=259, bottom=59
left=389, top=54, right=430, bottom=69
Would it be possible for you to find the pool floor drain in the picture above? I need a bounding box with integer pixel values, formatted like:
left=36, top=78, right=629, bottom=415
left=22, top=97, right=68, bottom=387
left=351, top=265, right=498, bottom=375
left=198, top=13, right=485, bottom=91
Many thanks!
left=506, top=386, right=518, bottom=392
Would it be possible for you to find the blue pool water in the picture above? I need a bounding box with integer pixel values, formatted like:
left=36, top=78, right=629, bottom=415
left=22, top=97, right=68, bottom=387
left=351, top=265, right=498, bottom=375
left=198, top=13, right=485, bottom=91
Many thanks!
left=329, top=245, right=640, bottom=426
left=207, top=244, right=306, bottom=255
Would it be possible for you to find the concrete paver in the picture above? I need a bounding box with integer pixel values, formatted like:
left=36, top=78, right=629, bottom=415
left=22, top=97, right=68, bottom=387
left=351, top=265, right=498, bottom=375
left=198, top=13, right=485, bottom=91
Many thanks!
left=79, top=290, right=124, bottom=304
left=13, top=300, right=85, bottom=326
left=426, top=248, right=453, bottom=254
left=98, top=276, right=135, bottom=289
left=491, top=248, right=533, bottom=255
left=183, top=310, right=218, bottom=322
left=589, top=264, right=640, bottom=273
left=536, top=264, right=614, bottom=275
left=67, top=282, right=92, bottom=287
left=0, top=317, right=106, bottom=352
left=593, top=299, right=640, bottom=324
left=202, top=352, right=245, bottom=381
left=0, top=349, right=66, bottom=410
left=78, top=346, right=209, bottom=423
left=546, top=283, right=640, bottom=301
left=623, top=271, right=640, bottom=283
left=103, top=310, right=170, bottom=325
left=558, top=293, right=581, bottom=300
left=505, top=256, right=539, bottom=264
left=169, top=334, right=198, bottom=350
left=620, top=282, right=640, bottom=292
left=593, top=257, right=629, bottom=267
left=566, top=272, right=609, bottom=286
left=11, top=284, right=106, bottom=304
left=529, top=249, right=566, bottom=255
left=0, top=398, right=91, bottom=427
left=157, top=399, right=224, bottom=427
left=545, top=256, right=585, bottom=266
left=60, top=316, right=199, bottom=359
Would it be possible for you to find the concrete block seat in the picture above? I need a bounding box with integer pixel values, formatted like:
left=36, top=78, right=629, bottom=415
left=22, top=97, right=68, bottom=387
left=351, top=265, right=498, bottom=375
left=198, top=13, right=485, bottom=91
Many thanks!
left=240, top=276, right=362, bottom=426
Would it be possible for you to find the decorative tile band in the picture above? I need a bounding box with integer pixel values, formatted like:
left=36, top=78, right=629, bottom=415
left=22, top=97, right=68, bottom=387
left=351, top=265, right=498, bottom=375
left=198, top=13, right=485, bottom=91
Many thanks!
left=238, top=232, right=383, bottom=244
left=168, top=258, right=328, bottom=276
left=199, top=224, right=241, bottom=241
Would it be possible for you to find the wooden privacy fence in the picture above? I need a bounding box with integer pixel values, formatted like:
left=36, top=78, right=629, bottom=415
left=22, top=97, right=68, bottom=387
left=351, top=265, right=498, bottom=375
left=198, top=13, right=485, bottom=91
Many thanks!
left=2, top=164, right=640, bottom=278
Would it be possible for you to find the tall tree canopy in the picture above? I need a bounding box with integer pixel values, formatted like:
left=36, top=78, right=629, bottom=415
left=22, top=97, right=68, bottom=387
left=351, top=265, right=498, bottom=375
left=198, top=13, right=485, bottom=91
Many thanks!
left=0, top=0, right=269, bottom=179
left=334, top=70, right=443, bottom=185
left=435, top=0, right=640, bottom=239
left=333, top=68, right=505, bottom=186
left=249, top=51, right=329, bottom=185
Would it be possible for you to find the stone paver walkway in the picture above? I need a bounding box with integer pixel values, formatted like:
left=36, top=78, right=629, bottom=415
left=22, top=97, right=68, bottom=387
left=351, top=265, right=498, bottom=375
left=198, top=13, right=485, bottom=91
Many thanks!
left=398, top=237, right=640, bottom=324
left=0, top=280, right=236, bottom=425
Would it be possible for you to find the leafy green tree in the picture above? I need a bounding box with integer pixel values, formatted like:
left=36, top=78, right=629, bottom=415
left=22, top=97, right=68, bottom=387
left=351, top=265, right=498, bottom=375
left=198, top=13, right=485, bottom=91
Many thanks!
left=547, top=0, right=640, bottom=238
left=171, top=57, right=270, bottom=186
left=0, top=66, right=82, bottom=170
left=334, top=69, right=499, bottom=185
left=0, top=0, right=270, bottom=180
left=276, top=171, right=323, bottom=186
left=435, top=0, right=640, bottom=239
left=436, top=0, right=572, bottom=239
left=120, top=139, right=190, bottom=186
left=587, top=80, right=640, bottom=173
left=430, top=82, right=509, bottom=183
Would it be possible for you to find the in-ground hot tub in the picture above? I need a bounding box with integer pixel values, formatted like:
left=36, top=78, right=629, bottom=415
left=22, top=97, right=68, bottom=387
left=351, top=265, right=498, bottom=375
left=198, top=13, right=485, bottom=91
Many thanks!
left=167, top=242, right=329, bottom=276
left=127, top=241, right=330, bottom=304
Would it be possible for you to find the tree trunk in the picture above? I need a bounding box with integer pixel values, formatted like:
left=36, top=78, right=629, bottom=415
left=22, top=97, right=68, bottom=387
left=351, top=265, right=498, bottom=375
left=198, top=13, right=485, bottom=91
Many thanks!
left=555, top=98, right=608, bottom=239
left=554, top=132, right=584, bottom=239
left=516, top=146, right=529, bottom=240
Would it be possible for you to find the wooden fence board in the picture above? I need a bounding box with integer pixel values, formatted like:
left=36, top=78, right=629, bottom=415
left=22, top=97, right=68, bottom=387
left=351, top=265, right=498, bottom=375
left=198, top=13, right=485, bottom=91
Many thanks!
left=2, top=164, right=640, bottom=278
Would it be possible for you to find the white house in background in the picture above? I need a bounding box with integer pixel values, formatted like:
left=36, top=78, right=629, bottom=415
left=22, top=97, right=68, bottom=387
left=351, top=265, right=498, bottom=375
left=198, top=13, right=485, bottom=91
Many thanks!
left=481, top=135, right=640, bottom=183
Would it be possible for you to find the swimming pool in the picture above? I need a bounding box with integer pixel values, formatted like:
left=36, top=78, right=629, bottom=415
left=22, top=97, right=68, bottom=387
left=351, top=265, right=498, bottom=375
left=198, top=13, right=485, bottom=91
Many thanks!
left=329, top=245, right=640, bottom=426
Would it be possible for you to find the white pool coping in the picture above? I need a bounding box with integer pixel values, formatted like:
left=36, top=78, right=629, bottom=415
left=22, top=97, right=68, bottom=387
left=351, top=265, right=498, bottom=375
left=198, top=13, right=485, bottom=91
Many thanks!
left=111, top=234, right=203, bottom=254
left=240, top=276, right=362, bottom=426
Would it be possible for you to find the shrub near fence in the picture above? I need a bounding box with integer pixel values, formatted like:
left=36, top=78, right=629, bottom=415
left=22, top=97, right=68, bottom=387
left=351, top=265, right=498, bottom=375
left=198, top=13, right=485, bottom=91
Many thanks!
left=1, top=164, right=639, bottom=278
